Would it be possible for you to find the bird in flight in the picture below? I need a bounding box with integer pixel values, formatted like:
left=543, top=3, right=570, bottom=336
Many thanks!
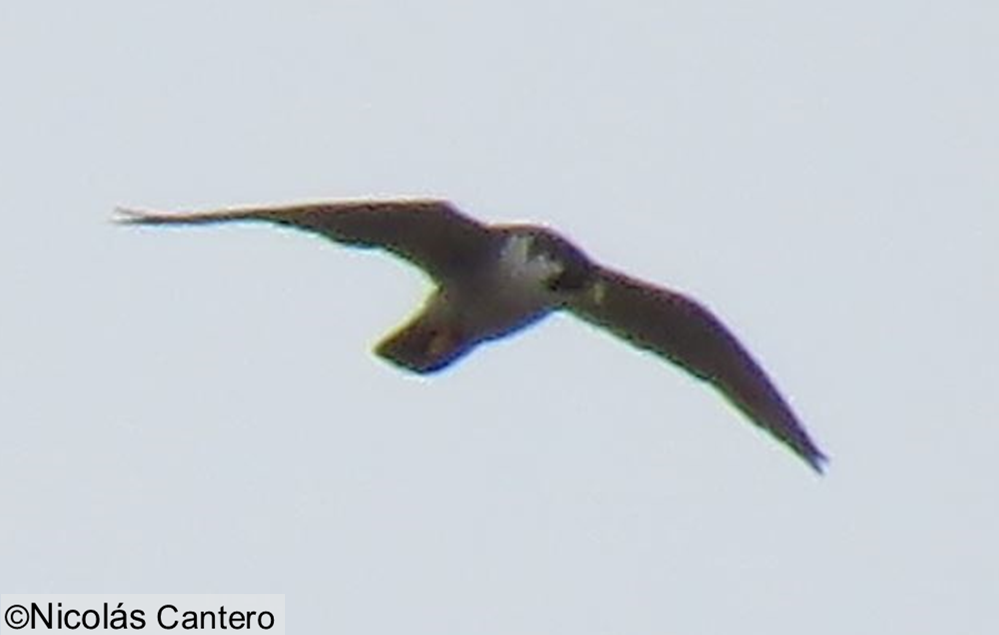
left=117, top=199, right=826, bottom=472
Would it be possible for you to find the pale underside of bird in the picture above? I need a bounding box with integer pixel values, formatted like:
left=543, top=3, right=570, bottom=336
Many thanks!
left=117, top=198, right=827, bottom=472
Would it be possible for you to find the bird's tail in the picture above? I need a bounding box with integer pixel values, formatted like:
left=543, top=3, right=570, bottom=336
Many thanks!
left=375, top=313, right=473, bottom=375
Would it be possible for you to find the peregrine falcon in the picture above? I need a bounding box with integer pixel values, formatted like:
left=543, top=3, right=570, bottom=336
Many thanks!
left=117, top=199, right=826, bottom=472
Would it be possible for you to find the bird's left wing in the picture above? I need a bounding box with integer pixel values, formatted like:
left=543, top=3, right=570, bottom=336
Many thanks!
left=568, top=267, right=826, bottom=472
left=115, top=199, right=499, bottom=282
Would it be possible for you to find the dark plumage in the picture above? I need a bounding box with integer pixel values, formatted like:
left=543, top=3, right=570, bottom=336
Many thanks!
left=117, top=198, right=826, bottom=472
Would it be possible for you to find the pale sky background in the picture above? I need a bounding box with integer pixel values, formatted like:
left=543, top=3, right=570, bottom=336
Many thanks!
left=1, top=1, right=996, bottom=633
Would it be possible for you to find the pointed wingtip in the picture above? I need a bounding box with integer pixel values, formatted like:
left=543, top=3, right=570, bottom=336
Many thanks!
left=111, top=205, right=219, bottom=226
left=112, top=206, right=154, bottom=225
left=804, top=449, right=830, bottom=475
left=112, top=206, right=134, bottom=222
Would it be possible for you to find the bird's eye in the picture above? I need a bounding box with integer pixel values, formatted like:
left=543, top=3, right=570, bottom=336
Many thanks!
left=548, top=265, right=591, bottom=292
left=545, top=274, right=565, bottom=291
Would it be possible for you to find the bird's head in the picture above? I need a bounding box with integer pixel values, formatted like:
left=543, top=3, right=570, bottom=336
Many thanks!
left=500, top=226, right=597, bottom=295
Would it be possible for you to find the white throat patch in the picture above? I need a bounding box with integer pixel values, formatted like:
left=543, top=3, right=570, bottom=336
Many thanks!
left=499, top=233, right=564, bottom=284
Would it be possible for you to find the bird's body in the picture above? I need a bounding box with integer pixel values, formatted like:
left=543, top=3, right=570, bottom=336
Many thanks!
left=374, top=229, right=569, bottom=372
left=118, top=198, right=827, bottom=472
left=444, top=232, right=564, bottom=339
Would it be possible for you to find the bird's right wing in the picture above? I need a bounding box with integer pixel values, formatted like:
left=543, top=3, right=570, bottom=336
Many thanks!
left=115, top=199, right=499, bottom=282
left=568, top=267, right=826, bottom=472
